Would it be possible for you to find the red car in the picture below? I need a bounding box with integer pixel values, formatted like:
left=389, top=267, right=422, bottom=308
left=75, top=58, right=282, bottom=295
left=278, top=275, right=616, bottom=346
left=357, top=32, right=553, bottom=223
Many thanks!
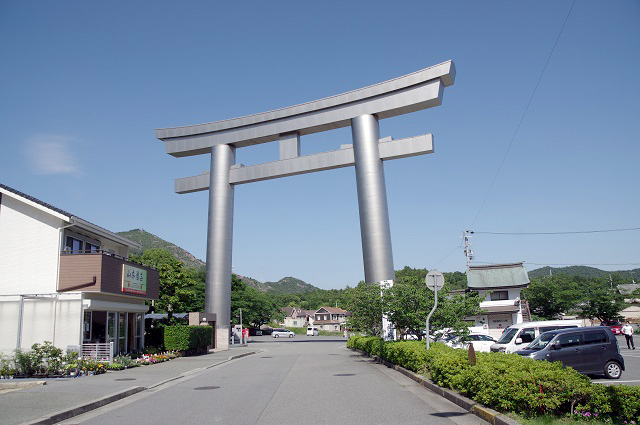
left=601, top=321, right=623, bottom=335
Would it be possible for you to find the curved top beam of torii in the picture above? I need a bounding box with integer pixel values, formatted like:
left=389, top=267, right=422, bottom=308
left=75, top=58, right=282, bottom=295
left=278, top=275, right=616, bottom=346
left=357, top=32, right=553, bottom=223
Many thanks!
left=155, top=60, right=455, bottom=157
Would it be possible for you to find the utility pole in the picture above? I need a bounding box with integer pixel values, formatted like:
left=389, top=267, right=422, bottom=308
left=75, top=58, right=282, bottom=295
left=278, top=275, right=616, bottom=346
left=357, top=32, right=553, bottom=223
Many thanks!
left=463, top=230, right=475, bottom=270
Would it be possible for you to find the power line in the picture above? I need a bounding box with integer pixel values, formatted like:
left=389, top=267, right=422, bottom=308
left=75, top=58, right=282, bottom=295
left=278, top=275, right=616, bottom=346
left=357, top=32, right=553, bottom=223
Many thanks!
left=473, top=261, right=640, bottom=267
left=526, top=262, right=640, bottom=267
left=433, top=244, right=462, bottom=268
left=470, top=0, right=577, bottom=228
left=474, top=226, right=640, bottom=236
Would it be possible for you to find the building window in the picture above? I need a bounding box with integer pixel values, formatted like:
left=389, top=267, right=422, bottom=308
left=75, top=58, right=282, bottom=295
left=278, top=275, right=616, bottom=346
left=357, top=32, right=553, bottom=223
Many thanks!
left=490, top=291, right=509, bottom=301
left=66, top=236, right=84, bottom=253
left=86, top=243, right=100, bottom=253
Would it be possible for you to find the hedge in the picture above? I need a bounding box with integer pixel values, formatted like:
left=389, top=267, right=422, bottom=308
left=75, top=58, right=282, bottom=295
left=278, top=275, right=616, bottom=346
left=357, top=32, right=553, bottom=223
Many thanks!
left=164, top=326, right=212, bottom=355
left=348, top=335, right=640, bottom=422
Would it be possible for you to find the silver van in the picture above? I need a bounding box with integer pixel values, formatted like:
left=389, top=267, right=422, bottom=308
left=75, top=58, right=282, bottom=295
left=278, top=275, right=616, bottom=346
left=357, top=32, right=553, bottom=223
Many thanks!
left=490, top=320, right=582, bottom=353
left=515, top=327, right=624, bottom=379
left=307, top=327, right=319, bottom=336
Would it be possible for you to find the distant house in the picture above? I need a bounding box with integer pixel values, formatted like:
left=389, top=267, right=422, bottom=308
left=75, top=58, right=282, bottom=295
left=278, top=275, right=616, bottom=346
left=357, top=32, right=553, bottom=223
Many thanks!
left=313, top=306, right=351, bottom=332
left=616, top=283, right=640, bottom=322
left=465, top=262, right=531, bottom=338
left=280, top=306, right=350, bottom=331
left=281, top=307, right=314, bottom=328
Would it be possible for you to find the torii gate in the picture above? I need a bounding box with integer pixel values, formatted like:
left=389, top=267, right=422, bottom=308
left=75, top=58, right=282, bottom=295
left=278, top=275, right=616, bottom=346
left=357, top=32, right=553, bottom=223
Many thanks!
left=155, top=60, right=455, bottom=349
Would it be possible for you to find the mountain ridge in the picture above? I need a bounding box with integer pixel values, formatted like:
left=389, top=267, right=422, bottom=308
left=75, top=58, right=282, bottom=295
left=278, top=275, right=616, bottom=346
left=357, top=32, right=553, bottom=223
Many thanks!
left=528, top=265, right=640, bottom=280
left=117, top=229, right=320, bottom=293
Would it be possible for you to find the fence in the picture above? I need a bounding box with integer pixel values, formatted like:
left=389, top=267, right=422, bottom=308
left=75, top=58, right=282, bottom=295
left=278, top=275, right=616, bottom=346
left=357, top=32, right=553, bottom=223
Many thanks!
left=79, top=342, right=114, bottom=363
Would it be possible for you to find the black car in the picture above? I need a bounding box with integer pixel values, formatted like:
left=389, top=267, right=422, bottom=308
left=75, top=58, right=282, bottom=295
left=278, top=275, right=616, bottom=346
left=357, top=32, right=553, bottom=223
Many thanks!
left=515, top=326, right=625, bottom=379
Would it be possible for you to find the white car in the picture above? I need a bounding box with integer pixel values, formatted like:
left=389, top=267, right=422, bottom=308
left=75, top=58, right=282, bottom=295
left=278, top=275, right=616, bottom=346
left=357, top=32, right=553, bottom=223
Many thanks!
left=446, top=333, right=497, bottom=353
left=272, top=329, right=295, bottom=338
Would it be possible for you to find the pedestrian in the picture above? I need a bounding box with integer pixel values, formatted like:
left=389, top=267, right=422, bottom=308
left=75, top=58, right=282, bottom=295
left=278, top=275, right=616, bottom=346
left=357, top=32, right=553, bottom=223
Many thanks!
left=622, top=321, right=635, bottom=350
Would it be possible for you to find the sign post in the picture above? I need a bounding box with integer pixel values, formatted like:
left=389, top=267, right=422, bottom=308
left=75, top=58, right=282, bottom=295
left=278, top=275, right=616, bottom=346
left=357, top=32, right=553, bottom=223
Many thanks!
left=425, top=270, right=445, bottom=351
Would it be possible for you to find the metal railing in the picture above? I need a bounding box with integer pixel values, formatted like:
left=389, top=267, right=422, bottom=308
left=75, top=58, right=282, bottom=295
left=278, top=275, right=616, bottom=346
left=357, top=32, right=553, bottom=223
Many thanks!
left=60, top=249, right=129, bottom=261
left=80, top=342, right=114, bottom=363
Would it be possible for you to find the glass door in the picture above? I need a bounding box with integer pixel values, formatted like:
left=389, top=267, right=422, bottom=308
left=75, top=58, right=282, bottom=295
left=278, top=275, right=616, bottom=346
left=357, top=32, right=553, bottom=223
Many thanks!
left=83, top=311, right=92, bottom=343
left=107, top=312, right=116, bottom=351
left=134, top=313, right=143, bottom=353
left=118, top=313, right=127, bottom=354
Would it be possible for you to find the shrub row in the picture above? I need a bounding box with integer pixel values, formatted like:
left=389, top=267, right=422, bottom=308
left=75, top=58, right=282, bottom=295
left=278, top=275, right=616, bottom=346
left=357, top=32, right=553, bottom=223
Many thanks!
left=348, top=335, right=640, bottom=422
left=164, top=326, right=212, bottom=355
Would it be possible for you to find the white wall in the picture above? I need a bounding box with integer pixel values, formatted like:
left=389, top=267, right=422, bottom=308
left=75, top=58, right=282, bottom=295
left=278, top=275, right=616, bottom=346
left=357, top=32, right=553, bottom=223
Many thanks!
left=0, top=295, right=82, bottom=355
left=0, top=299, right=19, bottom=354
left=479, top=288, right=522, bottom=302
left=0, top=195, right=63, bottom=295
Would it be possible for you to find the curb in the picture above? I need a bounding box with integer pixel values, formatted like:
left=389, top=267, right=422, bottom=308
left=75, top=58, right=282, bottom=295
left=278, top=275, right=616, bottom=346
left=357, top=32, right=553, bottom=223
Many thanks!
left=21, top=350, right=258, bottom=425
left=0, top=381, right=46, bottom=390
left=353, top=348, right=520, bottom=425
left=24, top=386, right=146, bottom=425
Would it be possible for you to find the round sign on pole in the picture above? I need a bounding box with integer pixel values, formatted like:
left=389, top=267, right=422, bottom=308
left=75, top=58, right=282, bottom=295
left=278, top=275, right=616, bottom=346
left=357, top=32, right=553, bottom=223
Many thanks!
left=425, top=270, right=445, bottom=292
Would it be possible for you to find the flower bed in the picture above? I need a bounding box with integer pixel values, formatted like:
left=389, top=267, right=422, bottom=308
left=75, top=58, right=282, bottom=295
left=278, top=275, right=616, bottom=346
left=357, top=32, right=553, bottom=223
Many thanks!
left=0, top=341, right=179, bottom=379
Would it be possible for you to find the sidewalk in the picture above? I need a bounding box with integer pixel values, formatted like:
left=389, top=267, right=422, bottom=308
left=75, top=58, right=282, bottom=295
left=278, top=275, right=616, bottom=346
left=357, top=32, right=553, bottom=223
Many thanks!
left=0, top=346, right=258, bottom=425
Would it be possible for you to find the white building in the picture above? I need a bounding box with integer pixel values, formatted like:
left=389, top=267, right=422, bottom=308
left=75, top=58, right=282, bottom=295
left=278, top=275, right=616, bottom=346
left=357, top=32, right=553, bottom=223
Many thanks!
left=465, top=263, right=531, bottom=338
left=0, top=184, right=159, bottom=356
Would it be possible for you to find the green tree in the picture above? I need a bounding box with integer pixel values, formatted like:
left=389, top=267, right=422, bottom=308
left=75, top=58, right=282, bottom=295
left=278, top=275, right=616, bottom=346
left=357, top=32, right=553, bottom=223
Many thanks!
left=385, top=273, right=482, bottom=339
left=231, top=275, right=282, bottom=328
left=580, top=278, right=627, bottom=322
left=523, top=275, right=581, bottom=319
left=130, top=249, right=204, bottom=321
left=344, top=282, right=383, bottom=336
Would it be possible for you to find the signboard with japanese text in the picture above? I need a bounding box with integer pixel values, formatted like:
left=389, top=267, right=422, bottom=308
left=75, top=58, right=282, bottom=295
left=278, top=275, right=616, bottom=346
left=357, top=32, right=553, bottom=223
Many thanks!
left=122, top=264, right=147, bottom=295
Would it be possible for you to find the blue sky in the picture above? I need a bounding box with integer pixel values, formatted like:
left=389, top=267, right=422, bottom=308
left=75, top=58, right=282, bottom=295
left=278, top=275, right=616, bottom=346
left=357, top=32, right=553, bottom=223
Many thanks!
left=1, top=1, right=638, bottom=289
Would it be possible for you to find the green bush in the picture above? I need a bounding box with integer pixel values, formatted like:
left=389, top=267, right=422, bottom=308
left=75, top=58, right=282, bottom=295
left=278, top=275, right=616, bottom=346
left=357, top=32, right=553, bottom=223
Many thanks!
left=13, top=349, right=38, bottom=376
left=384, top=341, right=428, bottom=373
left=164, top=326, right=212, bottom=354
left=347, top=336, right=640, bottom=422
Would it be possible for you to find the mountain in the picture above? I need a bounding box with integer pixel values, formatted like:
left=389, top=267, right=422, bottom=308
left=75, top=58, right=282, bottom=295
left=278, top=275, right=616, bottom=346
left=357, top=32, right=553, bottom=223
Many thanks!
left=117, top=229, right=206, bottom=270
left=117, top=229, right=320, bottom=292
left=528, top=265, right=640, bottom=280
left=238, top=275, right=320, bottom=294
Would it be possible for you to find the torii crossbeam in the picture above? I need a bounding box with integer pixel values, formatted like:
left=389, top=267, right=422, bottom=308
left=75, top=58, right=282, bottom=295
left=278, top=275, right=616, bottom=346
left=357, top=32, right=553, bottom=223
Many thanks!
left=155, top=60, right=456, bottom=349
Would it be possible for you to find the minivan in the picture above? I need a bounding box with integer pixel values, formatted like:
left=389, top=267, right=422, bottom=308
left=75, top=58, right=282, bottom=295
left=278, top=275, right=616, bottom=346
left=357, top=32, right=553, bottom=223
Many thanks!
left=515, top=327, right=624, bottom=379
left=490, top=320, right=582, bottom=353
left=307, top=327, right=319, bottom=336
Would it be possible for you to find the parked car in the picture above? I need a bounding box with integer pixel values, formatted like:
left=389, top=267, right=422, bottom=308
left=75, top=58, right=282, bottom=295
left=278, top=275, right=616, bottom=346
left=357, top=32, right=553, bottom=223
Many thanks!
left=515, top=326, right=624, bottom=379
left=307, top=327, right=319, bottom=336
left=490, top=320, right=582, bottom=353
left=272, top=328, right=295, bottom=338
left=600, top=320, right=623, bottom=335
left=445, top=333, right=497, bottom=353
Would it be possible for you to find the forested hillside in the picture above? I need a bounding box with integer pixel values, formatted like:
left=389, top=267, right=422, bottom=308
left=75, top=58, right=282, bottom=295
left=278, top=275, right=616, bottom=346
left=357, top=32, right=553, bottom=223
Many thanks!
left=528, top=265, right=640, bottom=281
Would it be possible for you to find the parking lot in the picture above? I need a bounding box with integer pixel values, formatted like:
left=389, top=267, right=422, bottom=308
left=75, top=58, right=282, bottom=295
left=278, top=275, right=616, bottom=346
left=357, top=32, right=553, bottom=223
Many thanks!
left=250, top=333, right=638, bottom=385
left=591, top=334, right=640, bottom=386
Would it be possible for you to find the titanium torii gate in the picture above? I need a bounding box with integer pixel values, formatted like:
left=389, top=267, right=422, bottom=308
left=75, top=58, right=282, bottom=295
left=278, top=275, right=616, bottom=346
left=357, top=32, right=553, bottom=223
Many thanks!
left=155, top=60, right=456, bottom=350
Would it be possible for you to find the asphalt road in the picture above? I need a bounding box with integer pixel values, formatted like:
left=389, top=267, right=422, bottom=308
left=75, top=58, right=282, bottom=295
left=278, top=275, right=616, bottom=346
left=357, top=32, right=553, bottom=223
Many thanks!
left=60, top=336, right=485, bottom=425
left=591, top=334, right=640, bottom=386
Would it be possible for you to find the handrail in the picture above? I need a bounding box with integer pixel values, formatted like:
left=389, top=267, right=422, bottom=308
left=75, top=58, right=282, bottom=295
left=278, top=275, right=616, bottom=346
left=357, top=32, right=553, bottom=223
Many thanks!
left=60, top=249, right=129, bottom=261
